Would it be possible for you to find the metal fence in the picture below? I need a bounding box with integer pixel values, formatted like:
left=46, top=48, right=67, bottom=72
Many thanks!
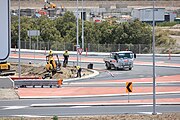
left=15, top=41, right=180, bottom=54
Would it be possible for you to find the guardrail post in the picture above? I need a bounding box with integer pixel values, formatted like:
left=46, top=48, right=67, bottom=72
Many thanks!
left=168, top=50, right=171, bottom=60
left=44, top=47, right=46, bottom=55
left=86, top=48, right=88, bottom=56
left=15, top=45, right=17, bottom=53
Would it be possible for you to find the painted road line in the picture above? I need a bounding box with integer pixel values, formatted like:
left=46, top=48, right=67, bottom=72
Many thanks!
left=30, top=102, right=180, bottom=107
left=3, top=106, right=28, bottom=110
left=12, top=115, right=49, bottom=118
left=19, top=91, right=180, bottom=99
left=138, top=112, right=162, bottom=115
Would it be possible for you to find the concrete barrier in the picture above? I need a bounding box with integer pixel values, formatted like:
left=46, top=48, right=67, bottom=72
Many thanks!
left=0, top=77, right=14, bottom=88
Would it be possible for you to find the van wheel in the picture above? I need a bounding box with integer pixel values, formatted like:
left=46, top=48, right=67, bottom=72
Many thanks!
left=106, top=62, right=111, bottom=70
left=129, top=67, right=132, bottom=70
left=115, top=67, right=119, bottom=70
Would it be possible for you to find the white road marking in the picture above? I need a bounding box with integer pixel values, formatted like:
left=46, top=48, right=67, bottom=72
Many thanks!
left=3, top=106, right=28, bottom=110
left=70, top=106, right=92, bottom=108
left=138, top=112, right=162, bottom=115
left=137, top=105, right=160, bottom=107
left=13, top=115, right=49, bottom=117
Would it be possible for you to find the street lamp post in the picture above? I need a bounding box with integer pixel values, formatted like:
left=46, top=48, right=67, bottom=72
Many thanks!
left=76, top=0, right=79, bottom=66
left=82, top=0, right=84, bottom=51
left=152, top=0, right=156, bottom=115
left=18, top=0, right=21, bottom=78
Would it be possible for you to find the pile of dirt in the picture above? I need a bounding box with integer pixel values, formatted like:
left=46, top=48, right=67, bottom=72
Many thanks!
left=10, top=63, right=93, bottom=80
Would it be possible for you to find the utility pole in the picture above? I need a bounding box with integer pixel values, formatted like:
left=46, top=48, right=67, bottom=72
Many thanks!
left=18, top=0, right=21, bottom=78
left=152, top=0, right=156, bottom=115
left=81, top=0, right=84, bottom=51
left=76, top=0, right=79, bottom=66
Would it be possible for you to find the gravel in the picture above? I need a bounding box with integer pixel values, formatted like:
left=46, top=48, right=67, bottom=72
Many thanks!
left=0, top=113, right=180, bottom=120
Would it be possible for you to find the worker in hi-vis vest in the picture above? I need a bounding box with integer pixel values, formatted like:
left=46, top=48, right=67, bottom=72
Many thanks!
left=75, top=66, right=82, bottom=78
left=63, top=50, right=69, bottom=67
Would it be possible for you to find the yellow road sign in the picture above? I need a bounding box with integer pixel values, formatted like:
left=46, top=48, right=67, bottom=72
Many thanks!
left=126, top=82, right=132, bottom=93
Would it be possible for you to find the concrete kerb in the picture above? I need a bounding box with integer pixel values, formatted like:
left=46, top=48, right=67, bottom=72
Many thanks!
left=30, top=102, right=180, bottom=107
left=19, top=91, right=180, bottom=99
left=63, top=69, right=99, bottom=82
left=10, top=48, right=180, bottom=57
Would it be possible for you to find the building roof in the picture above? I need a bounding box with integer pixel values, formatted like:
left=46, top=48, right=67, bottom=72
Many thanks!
left=133, top=7, right=165, bottom=10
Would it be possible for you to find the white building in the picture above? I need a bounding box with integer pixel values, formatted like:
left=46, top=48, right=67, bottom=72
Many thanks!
left=165, top=11, right=177, bottom=22
left=131, top=7, right=165, bottom=23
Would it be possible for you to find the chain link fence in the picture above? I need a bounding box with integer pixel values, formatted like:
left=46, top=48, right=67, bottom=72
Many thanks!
left=16, top=41, right=180, bottom=54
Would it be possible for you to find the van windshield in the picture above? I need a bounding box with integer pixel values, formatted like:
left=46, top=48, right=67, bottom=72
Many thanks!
left=118, top=53, right=133, bottom=59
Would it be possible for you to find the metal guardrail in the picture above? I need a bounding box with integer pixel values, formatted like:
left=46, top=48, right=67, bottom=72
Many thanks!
left=11, top=76, right=41, bottom=80
left=14, top=79, right=63, bottom=88
left=0, top=70, right=16, bottom=76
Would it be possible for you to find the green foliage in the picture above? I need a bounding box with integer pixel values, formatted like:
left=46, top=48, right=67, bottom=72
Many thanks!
left=157, top=22, right=177, bottom=27
left=52, top=115, right=58, bottom=120
left=11, top=13, right=175, bottom=50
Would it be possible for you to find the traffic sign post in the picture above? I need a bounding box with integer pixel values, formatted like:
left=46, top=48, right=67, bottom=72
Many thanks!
left=77, top=48, right=83, bottom=67
left=75, top=45, right=80, bottom=66
left=27, top=30, right=40, bottom=50
left=126, top=82, right=133, bottom=103
left=77, top=48, right=83, bottom=55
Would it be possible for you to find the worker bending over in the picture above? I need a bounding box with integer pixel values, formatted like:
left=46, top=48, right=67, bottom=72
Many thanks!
left=75, top=66, right=82, bottom=78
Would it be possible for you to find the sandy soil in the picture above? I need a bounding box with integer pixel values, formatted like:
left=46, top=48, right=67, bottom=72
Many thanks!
left=10, top=63, right=92, bottom=80
left=0, top=89, right=19, bottom=100
left=0, top=113, right=180, bottom=120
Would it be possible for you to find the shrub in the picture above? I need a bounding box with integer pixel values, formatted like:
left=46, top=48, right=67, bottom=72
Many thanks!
left=157, top=22, right=177, bottom=27
left=52, top=115, right=58, bottom=120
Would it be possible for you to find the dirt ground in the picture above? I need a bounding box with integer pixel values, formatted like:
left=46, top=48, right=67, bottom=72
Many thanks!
left=0, top=113, right=180, bottom=120
left=10, top=63, right=93, bottom=80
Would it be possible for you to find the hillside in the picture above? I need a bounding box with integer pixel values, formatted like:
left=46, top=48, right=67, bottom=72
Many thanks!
left=11, top=0, right=180, bottom=9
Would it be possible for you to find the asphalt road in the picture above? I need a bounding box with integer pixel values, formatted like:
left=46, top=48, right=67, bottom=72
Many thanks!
left=0, top=93, right=179, bottom=106
left=1, top=52, right=179, bottom=116
left=0, top=104, right=180, bottom=117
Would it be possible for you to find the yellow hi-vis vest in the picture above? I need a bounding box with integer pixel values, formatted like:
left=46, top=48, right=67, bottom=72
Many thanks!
left=76, top=66, right=80, bottom=70
left=63, top=52, right=69, bottom=56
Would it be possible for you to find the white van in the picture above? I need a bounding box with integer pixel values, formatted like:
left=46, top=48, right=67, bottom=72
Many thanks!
left=103, top=51, right=136, bottom=70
